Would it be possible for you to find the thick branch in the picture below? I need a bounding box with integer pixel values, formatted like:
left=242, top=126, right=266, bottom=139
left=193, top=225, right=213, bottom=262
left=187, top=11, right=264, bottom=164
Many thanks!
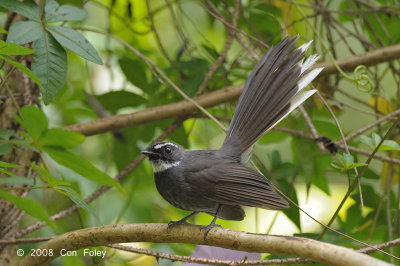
left=18, top=224, right=390, bottom=266
left=63, top=43, right=400, bottom=137
left=64, top=84, right=242, bottom=135
left=317, top=43, right=400, bottom=75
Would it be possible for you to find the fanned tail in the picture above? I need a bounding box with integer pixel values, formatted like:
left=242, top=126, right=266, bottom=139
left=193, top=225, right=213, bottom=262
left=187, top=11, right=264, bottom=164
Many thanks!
left=218, top=36, right=323, bottom=163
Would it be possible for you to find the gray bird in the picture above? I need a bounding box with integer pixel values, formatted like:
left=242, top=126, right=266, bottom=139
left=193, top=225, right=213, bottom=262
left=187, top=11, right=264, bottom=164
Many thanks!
left=142, top=36, right=323, bottom=238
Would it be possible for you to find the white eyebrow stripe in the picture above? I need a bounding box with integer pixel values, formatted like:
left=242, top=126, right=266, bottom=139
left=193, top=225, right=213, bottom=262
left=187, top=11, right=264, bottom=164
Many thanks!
left=153, top=142, right=178, bottom=150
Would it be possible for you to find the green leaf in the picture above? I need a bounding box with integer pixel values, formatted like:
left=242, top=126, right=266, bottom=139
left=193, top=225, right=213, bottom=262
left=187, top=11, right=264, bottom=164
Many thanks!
left=379, top=140, right=400, bottom=151
left=0, top=129, right=14, bottom=140
left=278, top=179, right=300, bottom=230
left=331, top=153, right=367, bottom=171
left=0, top=168, right=15, bottom=176
left=45, top=0, right=87, bottom=22
left=96, top=91, right=145, bottom=114
left=47, top=26, right=102, bottom=64
left=0, top=145, right=12, bottom=156
left=0, top=189, right=52, bottom=224
left=372, top=133, right=381, bottom=148
left=0, top=40, right=34, bottom=55
left=360, top=135, right=373, bottom=150
left=0, top=55, right=43, bottom=89
left=292, top=138, right=314, bottom=190
left=338, top=0, right=353, bottom=22
left=7, top=21, right=43, bottom=45
left=183, top=74, right=204, bottom=97
left=0, top=0, right=40, bottom=21
left=360, top=133, right=400, bottom=151
left=259, top=131, right=288, bottom=144
left=38, top=128, right=85, bottom=149
left=272, top=162, right=296, bottom=179
left=270, top=150, right=282, bottom=169
left=0, top=177, right=34, bottom=185
left=32, top=164, right=70, bottom=187
left=310, top=155, right=330, bottom=195
left=0, top=27, right=7, bottom=34
left=339, top=203, right=362, bottom=233
left=44, top=147, right=122, bottom=190
left=0, top=160, right=21, bottom=177
left=0, top=161, right=22, bottom=168
left=119, top=58, right=148, bottom=89
left=55, top=186, right=100, bottom=222
left=14, top=105, right=48, bottom=141
left=31, top=31, right=67, bottom=104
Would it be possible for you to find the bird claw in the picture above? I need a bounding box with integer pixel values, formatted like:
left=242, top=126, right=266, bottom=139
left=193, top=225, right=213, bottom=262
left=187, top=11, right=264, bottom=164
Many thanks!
left=200, top=223, right=221, bottom=240
left=167, top=219, right=190, bottom=230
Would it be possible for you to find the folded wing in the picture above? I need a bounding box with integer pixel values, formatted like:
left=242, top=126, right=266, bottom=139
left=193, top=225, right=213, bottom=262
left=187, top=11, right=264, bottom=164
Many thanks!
left=186, top=163, right=289, bottom=210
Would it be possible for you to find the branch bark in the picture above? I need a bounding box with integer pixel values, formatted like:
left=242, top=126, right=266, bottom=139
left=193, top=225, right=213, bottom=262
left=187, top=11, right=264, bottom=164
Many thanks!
left=17, top=223, right=391, bottom=266
left=64, top=84, right=242, bottom=135
left=63, top=43, right=400, bottom=137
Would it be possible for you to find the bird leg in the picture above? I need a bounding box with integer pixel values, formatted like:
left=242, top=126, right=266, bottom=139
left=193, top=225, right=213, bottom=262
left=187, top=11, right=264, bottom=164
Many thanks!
left=168, top=211, right=198, bottom=229
left=201, top=205, right=222, bottom=240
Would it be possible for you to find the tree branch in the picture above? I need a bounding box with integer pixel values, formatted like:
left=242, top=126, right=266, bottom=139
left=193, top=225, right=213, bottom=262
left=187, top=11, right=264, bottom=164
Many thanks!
left=63, top=84, right=242, bottom=135
left=63, top=43, right=400, bottom=137
left=316, top=43, right=400, bottom=75
left=17, top=224, right=391, bottom=266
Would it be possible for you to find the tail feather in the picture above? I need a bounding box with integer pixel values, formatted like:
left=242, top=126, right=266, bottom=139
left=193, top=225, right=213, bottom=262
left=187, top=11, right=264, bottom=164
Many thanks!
left=219, top=36, right=322, bottom=162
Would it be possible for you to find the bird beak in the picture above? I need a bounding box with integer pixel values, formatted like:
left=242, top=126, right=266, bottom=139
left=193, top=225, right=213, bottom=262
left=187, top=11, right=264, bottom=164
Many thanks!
left=141, top=150, right=160, bottom=160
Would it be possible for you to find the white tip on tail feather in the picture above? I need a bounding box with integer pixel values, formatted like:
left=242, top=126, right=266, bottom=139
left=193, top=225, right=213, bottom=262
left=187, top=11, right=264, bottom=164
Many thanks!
left=298, top=40, right=313, bottom=53
left=265, top=89, right=318, bottom=133
left=298, top=67, right=324, bottom=92
left=300, top=54, right=320, bottom=74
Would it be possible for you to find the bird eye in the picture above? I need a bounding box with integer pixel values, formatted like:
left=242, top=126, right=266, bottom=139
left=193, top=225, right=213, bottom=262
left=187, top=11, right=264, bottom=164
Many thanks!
left=165, top=146, right=172, bottom=153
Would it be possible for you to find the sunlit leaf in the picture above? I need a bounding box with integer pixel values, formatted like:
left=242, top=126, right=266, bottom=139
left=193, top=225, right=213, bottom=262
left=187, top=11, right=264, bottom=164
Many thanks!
left=13, top=105, right=48, bottom=141
left=0, top=161, right=21, bottom=168
left=0, top=40, right=34, bottom=55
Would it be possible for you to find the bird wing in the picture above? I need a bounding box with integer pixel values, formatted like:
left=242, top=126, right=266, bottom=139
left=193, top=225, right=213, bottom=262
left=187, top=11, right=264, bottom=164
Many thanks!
left=185, top=162, right=289, bottom=210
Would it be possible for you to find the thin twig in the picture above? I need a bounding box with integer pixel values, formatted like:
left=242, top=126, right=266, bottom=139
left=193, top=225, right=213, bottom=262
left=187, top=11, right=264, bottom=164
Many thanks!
left=108, top=244, right=312, bottom=265
left=196, top=0, right=239, bottom=96
left=315, top=91, right=363, bottom=208
left=340, top=109, right=400, bottom=143
left=298, top=106, right=325, bottom=152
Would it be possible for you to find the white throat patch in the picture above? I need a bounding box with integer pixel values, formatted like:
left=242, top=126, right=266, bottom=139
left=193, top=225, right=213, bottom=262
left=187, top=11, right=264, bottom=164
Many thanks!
left=151, top=160, right=180, bottom=173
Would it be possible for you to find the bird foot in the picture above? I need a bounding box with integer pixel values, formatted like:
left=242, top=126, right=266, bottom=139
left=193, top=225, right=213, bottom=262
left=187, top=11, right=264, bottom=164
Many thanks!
left=167, top=219, right=190, bottom=230
left=200, top=223, right=221, bottom=240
